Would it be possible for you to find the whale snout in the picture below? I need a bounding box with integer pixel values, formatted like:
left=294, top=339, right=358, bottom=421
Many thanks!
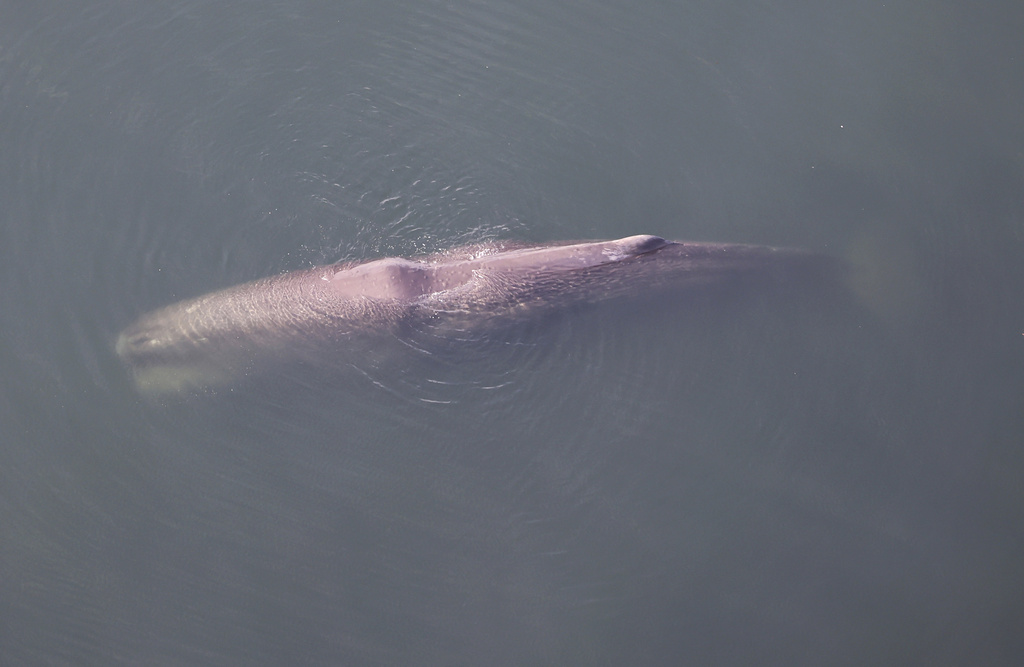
left=115, top=321, right=168, bottom=362
left=116, top=316, right=192, bottom=367
left=115, top=329, right=145, bottom=362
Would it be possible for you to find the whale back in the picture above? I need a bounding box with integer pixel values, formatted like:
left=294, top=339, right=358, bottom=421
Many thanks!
left=115, top=235, right=830, bottom=393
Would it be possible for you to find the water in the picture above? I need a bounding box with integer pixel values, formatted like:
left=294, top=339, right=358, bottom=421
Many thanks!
left=2, top=1, right=1022, bottom=664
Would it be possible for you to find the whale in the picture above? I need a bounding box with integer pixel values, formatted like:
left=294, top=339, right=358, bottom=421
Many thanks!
left=116, top=235, right=830, bottom=393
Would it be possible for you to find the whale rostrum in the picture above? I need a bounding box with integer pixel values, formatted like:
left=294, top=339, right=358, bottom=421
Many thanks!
left=115, top=235, right=827, bottom=393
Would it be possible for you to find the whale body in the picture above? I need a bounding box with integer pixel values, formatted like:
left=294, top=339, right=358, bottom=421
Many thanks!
left=116, top=235, right=827, bottom=393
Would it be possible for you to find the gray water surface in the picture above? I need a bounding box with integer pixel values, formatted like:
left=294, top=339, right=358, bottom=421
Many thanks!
left=2, top=1, right=1023, bottom=665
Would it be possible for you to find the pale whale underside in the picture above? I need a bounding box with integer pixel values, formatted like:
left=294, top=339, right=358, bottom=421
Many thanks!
left=116, top=235, right=827, bottom=393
